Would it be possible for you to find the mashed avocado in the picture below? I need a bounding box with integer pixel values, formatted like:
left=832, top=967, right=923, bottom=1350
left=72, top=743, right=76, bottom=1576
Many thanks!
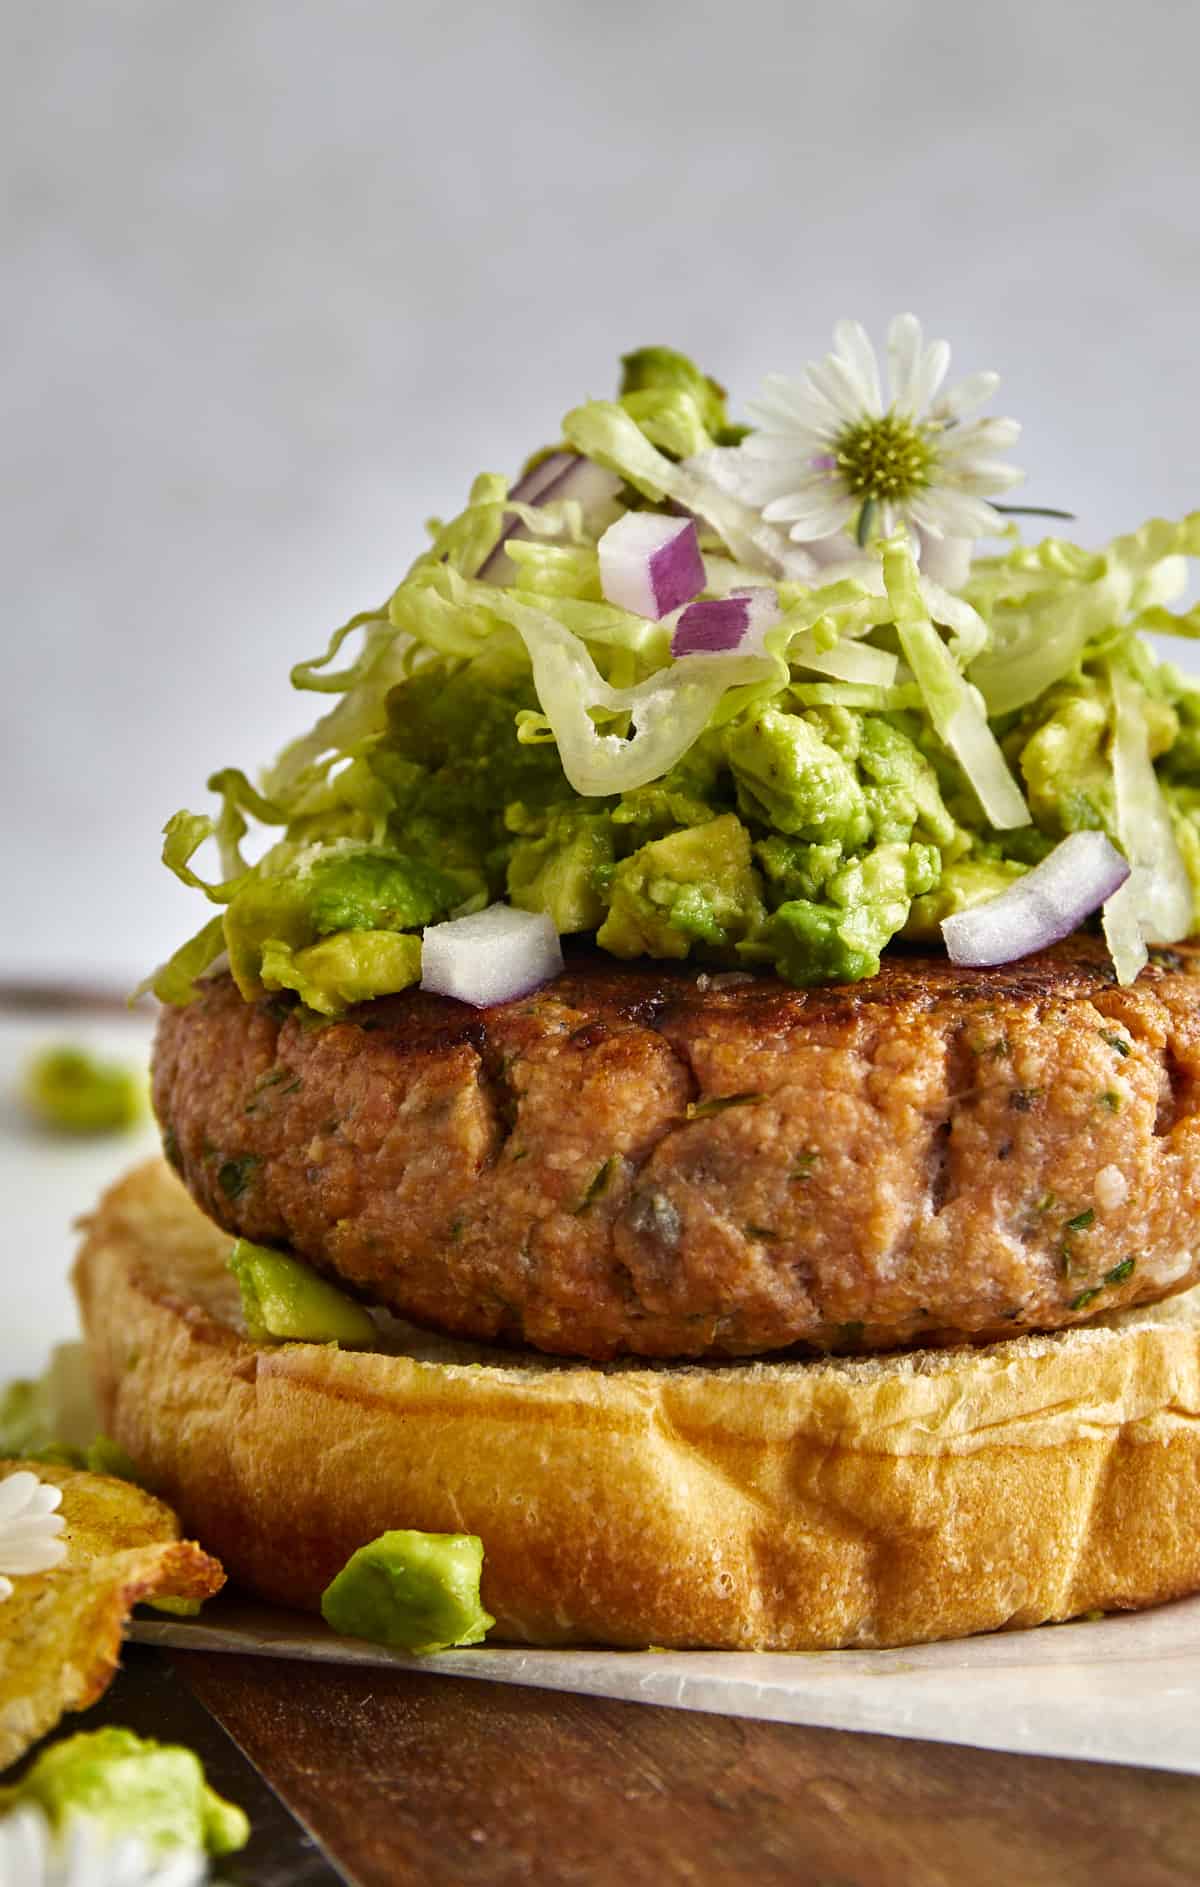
left=0, top=1727, right=249, bottom=1855
left=150, top=347, right=1200, bottom=1007
left=321, top=1529, right=494, bottom=1654
left=229, top=1239, right=378, bottom=1346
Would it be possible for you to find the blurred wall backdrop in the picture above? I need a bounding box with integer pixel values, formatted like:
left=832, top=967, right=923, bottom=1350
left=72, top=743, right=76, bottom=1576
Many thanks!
left=4, top=0, right=1198, bottom=985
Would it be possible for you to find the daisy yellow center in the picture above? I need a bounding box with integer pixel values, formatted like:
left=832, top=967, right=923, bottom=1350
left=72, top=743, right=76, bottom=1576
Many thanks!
left=833, top=413, right=934, bottom=501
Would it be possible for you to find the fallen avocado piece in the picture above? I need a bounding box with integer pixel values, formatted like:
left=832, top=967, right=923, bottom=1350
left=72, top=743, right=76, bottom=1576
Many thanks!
left=0, top=1726, right=248, bottom=1856
left=321, top=1529, right=494, bottom=1654
left=228, top=1239, right=378, bottom=1346
left=21, top=1046, right=145, bottom=1136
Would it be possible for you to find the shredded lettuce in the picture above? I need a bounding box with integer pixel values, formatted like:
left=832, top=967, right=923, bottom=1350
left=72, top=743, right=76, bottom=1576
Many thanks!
left=882, top=540, right=1030, bottom=831
left=476, top=585, right=786, bottom=797
left=150, top=349, right=1200, bottom=1004
left=967, top=514, right=1200, bottom=715
left=1102, top=659, right=1194, bottom=981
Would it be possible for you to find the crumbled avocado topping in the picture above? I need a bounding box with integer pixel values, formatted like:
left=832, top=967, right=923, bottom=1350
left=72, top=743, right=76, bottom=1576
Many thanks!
left=321, top=1529, right=494, bottom=1654
left=21, top=1046, right=145, bottom=1136
left=0, top=1727, right=249, bottom=1856
left=149, top=340, right=1200, bottom=1011
left=228, top=1239, right=378, bottom=1346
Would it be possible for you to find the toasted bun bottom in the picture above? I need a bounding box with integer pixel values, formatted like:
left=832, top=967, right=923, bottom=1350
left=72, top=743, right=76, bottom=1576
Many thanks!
left=74, top=1160, right=1200, bottom=1652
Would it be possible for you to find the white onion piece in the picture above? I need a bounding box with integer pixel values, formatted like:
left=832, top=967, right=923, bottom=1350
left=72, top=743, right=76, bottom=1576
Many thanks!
left=598, top=512, right=705, bottom=619
left=421, top=904, right=564, bottom=1007
left=480, top=455, right=623, bottom=584
left=941, top=832, right=1130, bottom=968
left=671, top=588, right=780, bottom=657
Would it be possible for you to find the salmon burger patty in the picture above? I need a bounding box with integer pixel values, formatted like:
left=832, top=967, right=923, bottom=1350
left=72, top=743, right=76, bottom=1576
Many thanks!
left=152, top=939, right=1200, bottom=1360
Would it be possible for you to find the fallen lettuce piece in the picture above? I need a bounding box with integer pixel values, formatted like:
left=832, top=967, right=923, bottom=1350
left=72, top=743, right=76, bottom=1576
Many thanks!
left=228, top=1240, right=378, bottom=1347
left=0, top=1727, right=248, bottom=1856
left=21, top=1047, right=145, bottom=1137
left=321, top=1529, right=494, bottom=1654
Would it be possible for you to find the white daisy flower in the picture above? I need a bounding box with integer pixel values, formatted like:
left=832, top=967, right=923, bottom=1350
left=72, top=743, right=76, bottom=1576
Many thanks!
left=737, top=313, right=1024, bottom=557
left=0, top=1470, right=67, bottom=1600
left=0, top=1807, right=210, bottom=1887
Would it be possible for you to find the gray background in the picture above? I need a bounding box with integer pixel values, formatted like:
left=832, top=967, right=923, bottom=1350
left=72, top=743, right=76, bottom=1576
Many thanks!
left=4, top=0, right=1198, bottom=985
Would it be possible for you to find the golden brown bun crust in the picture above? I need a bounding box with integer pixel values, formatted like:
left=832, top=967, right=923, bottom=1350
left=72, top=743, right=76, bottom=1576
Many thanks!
left=151, top=942, right=1200, bottom=1359
left=75, top=1159, right=1200, bottom=1652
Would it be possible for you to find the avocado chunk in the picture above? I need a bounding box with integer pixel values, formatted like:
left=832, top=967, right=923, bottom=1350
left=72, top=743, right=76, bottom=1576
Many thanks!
left=1018, top=691, right=1114, bottom=834
left=726, top=709, right=872, bottom=849
left=598, top=814, right=765, bottom=960
left=904, top=856, right=1030, bottom=939
left=506, top=806, right=615, bottom=933
left=0, top=1727, right=249, bottom=1856
left=321, top=1529, right=495, bottom=1654
left=744, top=841, right=939, bottom=985
left=21, top=1046, right=145, bottom=1136
left=224, top=847, right=455, bottom=1002
left=259, top=929, right=422, bottom=1016
left=228, top=1240, right=377, bottom=1347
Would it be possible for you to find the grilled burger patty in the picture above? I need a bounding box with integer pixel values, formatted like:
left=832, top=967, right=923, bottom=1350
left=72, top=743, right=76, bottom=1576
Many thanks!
left=152, top=939, right=1200, bottom=1360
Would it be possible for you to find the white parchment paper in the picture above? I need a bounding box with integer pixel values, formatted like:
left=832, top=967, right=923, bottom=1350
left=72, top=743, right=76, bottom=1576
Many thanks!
left=130, top=1593, right=1200, bottom=1775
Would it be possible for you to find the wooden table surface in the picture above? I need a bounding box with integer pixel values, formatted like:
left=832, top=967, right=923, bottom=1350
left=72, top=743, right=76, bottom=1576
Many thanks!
left=78, top=1645, right=1200, bottom=1887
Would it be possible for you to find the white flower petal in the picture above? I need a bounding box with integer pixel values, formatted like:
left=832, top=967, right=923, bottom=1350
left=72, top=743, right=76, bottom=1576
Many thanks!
left=832, top=319, right=883, bottom=415
left=0, top=1576, right=12, bottom=1601
left=913, top=488, right=1002, bottom=538
left=742, top=398, right=809, bottom=436
left=805, top=357, right=864, bottom=426
left=741, top=426, right=827, bottom=461
left=0, top=1472, right=43, bottom=1522
left=0, top=1511, right=66, bottom=1541
left=753, top=373, right=823, bottom=425
left=0, top=1806, right=51, bottom=1882
left=887, top=313, right=924, bottom=415
left=911, top=338, right=951, bottom=415
left=746, top=371, right=842, bottom=438
left=0, top=1536, right=67, bottom=1574
left=766, top=487, right=854, bottom=529
left=932, top=369, right=999, bottom=422
left=760, top=477, right=841, bottom=522
left=943, top=457, right=1025, bottom=495
left=916, top=529, right=974, bottom=589
left=940, top=415, right=1021, bottom=456
left=691, top=448, right=813, bottom=509
left=790, top=495, right=857, bottom=540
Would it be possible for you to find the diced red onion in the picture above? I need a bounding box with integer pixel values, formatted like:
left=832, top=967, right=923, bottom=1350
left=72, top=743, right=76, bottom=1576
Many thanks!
left=598, top=513, right=705, bottom=619
left=479, top=455, right=623, bottom=583
left=421, top=903, right=564, bottom=1007
left=941, top=832, right=1131, bottom=968
left=671, top=587, right=780, bottom=658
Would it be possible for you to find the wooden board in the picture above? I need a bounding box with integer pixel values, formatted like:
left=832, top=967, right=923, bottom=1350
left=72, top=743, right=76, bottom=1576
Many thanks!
left=167, top=1649, right=1200, bottom=1887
